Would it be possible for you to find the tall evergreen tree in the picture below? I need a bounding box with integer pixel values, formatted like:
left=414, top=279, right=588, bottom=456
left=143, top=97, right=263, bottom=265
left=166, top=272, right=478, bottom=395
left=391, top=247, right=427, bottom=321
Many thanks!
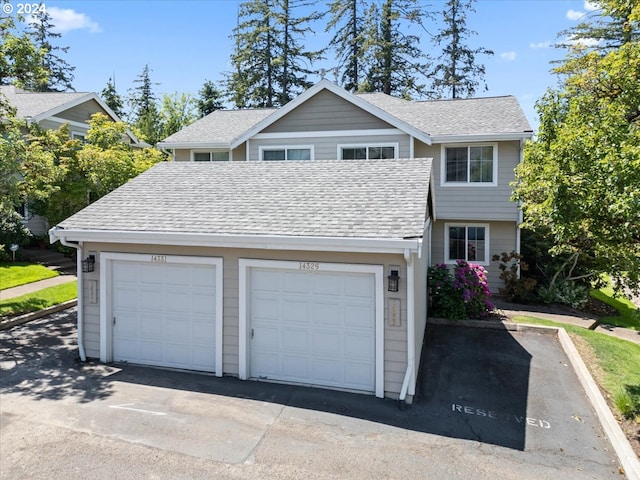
left=101, top=77, right=124, bottom=118
left=197, top=80, right=224, bottom=117
left=227, top=0, right=322, bottom=108
left=361, top=0, right=427, bottom=98
left=128, top=65, right=162, bottom=145
left=430, top=0, right=493, bottom=99
left=326, top=0, right=368, bottom=92
left=26, top=9, right=75, bottom=91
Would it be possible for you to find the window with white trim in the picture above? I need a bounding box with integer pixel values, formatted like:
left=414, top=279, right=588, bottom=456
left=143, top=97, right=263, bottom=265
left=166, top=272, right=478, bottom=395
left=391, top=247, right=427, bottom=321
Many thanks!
left=192, top=151, right=229, bottom=161
left=260, top=146, right=312, bottom=161
left=445, top=224, right=489, bottom=264
left=71, top=132, right=86, bottom=142
left=442, top=144, right=496, bottom=185
left=339, top=144, right=397, bottom=160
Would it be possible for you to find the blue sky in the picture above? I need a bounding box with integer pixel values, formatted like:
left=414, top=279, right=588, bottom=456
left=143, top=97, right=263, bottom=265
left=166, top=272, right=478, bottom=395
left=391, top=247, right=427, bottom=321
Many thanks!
left=16, top=0, right=600, bottom=129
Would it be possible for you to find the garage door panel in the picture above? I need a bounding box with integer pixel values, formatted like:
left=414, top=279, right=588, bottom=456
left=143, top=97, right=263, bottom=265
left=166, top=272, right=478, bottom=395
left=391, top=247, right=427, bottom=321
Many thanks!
left=112, top=259, right=217, bottom=373
left=249, top=266, right=376, bottom=393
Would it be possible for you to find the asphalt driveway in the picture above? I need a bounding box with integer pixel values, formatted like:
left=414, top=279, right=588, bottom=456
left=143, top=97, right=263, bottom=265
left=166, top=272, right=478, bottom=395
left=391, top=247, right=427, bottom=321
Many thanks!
left=0, top=309, right=623, bottom=479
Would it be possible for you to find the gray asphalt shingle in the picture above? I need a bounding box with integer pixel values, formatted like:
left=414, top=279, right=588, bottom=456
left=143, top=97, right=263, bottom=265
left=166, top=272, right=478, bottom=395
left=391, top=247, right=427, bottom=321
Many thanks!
left=58, top=159, right=432, bottom=239
left=1, top=85, right=92, bottom=119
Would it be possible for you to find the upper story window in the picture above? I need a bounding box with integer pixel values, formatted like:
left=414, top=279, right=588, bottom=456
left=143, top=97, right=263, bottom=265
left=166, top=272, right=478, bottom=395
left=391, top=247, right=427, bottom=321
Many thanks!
left=260, top=146, right=312, bottom=161
left=339, top=144, right=397, bottom=160
left=442, top=144, right=497, bottom=186
left=193, top=151, right=229, bottom=161
left=445, top=223, right=489, bottom=265
left=71, top=132, right=86, bottom=143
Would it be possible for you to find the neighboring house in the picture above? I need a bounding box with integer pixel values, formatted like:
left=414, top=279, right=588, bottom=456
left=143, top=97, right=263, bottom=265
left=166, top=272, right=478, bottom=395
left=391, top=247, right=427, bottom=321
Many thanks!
left=1, top=85, right=139, bottom=235
left=49, top=80, right=532, bottom=401
left=50, top=159, right=433, bottom=401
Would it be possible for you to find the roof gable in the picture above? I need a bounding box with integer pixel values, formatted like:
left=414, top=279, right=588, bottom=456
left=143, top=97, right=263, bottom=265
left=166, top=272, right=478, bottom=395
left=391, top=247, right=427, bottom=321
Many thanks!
left=57, top=159, right=432, bottom=240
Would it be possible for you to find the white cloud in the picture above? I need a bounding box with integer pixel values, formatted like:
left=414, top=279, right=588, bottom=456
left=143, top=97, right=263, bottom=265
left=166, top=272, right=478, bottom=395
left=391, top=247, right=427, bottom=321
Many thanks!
left=530, top=41, right=551, bottom=49
left=47, top=7, right=101, bottom=34
left=500, top=51, right=517, bottom=61
left=584, top=1, right=600, bottom=11
left=566, top=9, right=585, bottom=21
left=564, top=36, right=601, bottom=47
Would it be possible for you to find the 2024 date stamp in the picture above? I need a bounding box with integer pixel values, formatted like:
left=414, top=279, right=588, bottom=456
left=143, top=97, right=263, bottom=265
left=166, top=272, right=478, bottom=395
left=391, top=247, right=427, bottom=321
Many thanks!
left=2, top=2, right=47, bottom=15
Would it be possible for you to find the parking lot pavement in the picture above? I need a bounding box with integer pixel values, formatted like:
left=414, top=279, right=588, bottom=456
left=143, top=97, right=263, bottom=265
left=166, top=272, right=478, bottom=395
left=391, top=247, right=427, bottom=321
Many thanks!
left=0, top=311, right=625, bottom=480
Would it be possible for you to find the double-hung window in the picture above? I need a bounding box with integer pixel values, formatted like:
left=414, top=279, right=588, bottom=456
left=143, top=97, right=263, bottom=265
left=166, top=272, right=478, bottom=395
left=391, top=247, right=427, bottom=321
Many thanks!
left=260, top=146, right=312, bottom=161
left=339, top=144, right=397, bottom=160
left=445, top=224, right=489, bottom=265
left=193, top=151, right=229, bottom=161
left=442, top=144, right=496, bottom=185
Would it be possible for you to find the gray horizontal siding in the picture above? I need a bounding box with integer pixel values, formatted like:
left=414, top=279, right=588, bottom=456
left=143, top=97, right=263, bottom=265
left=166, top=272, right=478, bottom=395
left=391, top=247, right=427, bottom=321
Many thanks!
left=60, top=99, right=107, bottom=124
left=264, top=89, right=392, bottom=132
left=416, top=140, right=521, bottom=221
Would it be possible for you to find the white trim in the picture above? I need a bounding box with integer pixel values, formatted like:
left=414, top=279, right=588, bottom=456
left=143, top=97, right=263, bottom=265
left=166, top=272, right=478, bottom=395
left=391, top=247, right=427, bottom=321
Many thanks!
left=99, top=252, right=224, bottom=376
left=253, top=128, right=403, bottom=140
left=50, top=227, right=422, bottom=255
left=444, top=223, right=490, bottom=266
left=48, top=116, right=90, bottom=130
left=158, top=142, right=230, bottom=149
left=440, top=143, right=498, bottom=187
left=409, top=136, right=414, bottom=159
left=190, top=149, right=231, bottom=162
left=258, top=145, right=315, bottom=161
left=238, top=258, right=385, bottom=398
left=431, top=133, right=533, bottom=143
left=230, top=79, right=432, bottom=149
left=337, top=143, right=399, bottom=160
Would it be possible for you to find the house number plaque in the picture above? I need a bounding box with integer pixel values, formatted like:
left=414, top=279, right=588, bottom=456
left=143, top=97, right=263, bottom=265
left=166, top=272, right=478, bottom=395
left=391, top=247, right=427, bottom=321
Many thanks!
left=151, top=255, right=167, bottom=263
left=299, top=262, right=319, bottom=270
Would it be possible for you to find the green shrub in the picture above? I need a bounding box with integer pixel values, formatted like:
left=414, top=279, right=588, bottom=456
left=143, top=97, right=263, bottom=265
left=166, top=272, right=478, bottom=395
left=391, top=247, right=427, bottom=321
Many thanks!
left=492, top=251, right=537, bottom=302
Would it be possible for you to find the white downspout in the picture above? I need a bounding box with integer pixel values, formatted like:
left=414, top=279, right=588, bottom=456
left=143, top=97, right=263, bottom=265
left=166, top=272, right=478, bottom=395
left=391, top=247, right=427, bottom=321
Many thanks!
left=50, top=227, right=86, bottom=362
left=399, top=248, right=415, bottom=404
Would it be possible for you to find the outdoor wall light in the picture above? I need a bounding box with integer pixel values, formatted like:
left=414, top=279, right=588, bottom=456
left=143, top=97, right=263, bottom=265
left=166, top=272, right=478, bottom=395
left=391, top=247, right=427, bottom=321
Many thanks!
left=387, top=269, right=400, bottom=292
left=82, top=254, right=95, bottom=273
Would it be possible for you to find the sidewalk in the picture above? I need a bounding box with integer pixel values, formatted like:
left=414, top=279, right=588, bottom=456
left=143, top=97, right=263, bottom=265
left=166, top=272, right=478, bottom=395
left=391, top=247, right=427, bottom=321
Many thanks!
left=493, top=298, right=640, bottom=346
left=0, top=275, right=77, bottom=301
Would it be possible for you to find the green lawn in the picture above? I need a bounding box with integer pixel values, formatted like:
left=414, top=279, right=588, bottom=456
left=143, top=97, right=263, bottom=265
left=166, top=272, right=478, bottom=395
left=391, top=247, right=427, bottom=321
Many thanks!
left=0, top=263, right=59, bottom=290
left=590, top=282, right=640, bottom=331
left=513, top=316, right=640, bottom=420
left=0, top=281, right=77, bottom=318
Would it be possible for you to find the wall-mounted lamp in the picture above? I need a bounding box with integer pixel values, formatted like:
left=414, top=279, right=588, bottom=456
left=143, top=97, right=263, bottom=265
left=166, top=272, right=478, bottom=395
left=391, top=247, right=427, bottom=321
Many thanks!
left=82, top=254, right=95, bottom=273
left=387, top=269, right=400, bottom=292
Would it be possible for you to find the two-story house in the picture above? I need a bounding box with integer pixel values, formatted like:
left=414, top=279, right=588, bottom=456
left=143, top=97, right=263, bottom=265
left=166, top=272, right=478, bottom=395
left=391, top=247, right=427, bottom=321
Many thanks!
left=49, top=80, right=532, bottom=402
left=1, top=85, right=139, bottom=235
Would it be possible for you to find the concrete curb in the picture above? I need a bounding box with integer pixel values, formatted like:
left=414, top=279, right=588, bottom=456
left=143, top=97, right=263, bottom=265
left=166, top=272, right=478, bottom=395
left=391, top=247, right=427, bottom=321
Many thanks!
left=427, top=317, right=640, bottom=479
left=0, top=299, right=77, bottom=331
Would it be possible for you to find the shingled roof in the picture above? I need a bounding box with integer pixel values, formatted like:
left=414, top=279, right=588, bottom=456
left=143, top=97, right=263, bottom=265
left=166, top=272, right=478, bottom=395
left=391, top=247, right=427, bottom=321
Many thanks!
left=56, top=159, right=432, bottom=240
left=1, top=85, right=96, bottom=120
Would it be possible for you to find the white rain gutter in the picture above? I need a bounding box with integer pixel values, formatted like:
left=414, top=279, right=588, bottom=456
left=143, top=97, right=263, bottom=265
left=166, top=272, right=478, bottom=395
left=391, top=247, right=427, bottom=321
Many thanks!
left=49, top=228, right=86, bottom=362
left=399, top=247, right=416, bottom=404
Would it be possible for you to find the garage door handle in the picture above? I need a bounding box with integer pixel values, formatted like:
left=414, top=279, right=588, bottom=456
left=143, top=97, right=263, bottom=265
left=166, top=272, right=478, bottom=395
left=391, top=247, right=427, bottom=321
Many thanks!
left=251, top=328, right=254, bottom=339
left=113, top=316, right=116, bottom=326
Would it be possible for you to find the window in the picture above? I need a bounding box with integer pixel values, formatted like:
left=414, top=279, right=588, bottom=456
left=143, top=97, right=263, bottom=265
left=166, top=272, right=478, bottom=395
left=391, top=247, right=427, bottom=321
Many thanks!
left=442, top=145, right=496, bottom=185
left=71, top=132, right=86, bottom=142
left=260, top=146, right=312, bottom=161
left=445, top=224, right=489, bottom=264
left=192, top=151, right=229, bottom=161
left=339, top=144, right=397, bottom=160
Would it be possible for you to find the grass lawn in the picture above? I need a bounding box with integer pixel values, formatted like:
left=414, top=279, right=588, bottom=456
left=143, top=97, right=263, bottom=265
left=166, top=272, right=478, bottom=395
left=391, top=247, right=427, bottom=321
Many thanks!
left=590, top=284, right=640, bottom=331
left=513, top=316, right=640, bottom=421
left=0, top=263, right=59, bottom=290
left=0, top=281, right=77, bottom=318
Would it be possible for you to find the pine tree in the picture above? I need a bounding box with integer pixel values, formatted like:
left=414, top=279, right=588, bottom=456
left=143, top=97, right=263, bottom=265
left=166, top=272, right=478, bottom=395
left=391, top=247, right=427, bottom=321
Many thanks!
left=26, top=8, right=75, bottom=91
left=361, top=0, right=427, bottom=98
left=197, top=80, right=224, bottom=117
left=326, top=0, right=368, bottom=92
left=128, top=65, right=162, bottom=145
left=430, top=0, right=493, bottom=99
left=101, top=77, right=125, bottom=118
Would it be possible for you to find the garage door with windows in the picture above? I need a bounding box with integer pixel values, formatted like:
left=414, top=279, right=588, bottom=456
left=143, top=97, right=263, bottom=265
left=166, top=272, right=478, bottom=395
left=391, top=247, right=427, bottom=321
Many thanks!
left=240, top=260, right=384, bottom=395
left=102, top=254, right=223, bottom=374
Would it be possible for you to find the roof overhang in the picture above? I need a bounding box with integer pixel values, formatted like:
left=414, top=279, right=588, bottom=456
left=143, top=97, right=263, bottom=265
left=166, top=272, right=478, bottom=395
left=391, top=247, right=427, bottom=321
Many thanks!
left=156, top=142, right=230, bottom=150
left=49, top=227, right=422, bottom=255
left=230, top=79, right=432, bottom=149
left=430, top=132, right=534, bottom=143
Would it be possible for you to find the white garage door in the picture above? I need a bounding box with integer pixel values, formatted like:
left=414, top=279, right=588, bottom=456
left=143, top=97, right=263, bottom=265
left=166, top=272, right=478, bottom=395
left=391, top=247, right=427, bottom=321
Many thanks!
left=249, top=267, right=376, bottom=392
left=112, top=259, right=217, bottom=372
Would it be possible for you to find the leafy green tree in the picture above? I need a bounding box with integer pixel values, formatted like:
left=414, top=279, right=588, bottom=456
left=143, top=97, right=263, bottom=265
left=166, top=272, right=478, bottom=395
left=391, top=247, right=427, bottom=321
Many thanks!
left=128, top=65, right=162, bottom=145
left=514, top=2, right=640, bottom=294
left=26, top=8, right=75, bottom=91
left=430, top=0, right=493, bottom=98
left=159, top=92, right=196, bottom=139
left=101, top=77, right=125, bottom=118
left=360, top=0, right=427, bottom=98
left=197, top=79, right=224, bottom=117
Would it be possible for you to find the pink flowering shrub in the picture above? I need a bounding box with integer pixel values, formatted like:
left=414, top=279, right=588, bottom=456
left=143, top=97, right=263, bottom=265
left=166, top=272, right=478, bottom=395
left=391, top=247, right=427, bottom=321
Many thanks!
left=428, top=260, right=494, bottom=320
